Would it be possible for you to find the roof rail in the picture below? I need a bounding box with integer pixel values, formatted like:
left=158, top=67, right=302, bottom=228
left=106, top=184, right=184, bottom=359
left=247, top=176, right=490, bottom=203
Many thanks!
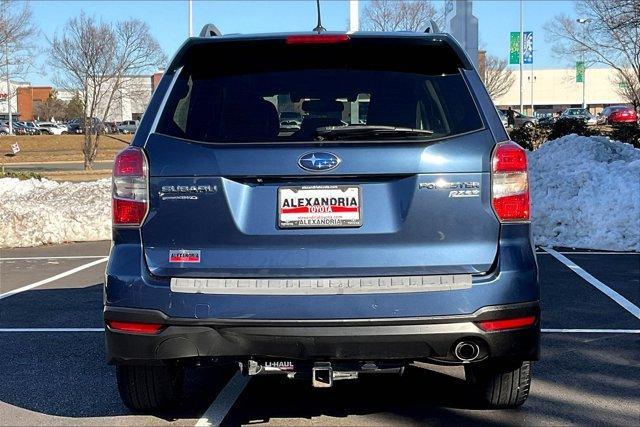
left=422, top=20, right=440, bottom=34
left=199, top=23, right=222, bottom=37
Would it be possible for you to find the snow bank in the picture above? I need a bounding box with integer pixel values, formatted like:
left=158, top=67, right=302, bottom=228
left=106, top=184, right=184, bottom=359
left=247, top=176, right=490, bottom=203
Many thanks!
left=528, top=134, right=640, bottom=251
left=0, top=178, right=111, bottom=248
left=1, top=134, right=639, bottom=250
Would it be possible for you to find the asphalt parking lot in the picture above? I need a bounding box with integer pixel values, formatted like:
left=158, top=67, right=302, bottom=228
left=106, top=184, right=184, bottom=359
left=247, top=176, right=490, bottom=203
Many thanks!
left=0, top=241, right=638, bottom=426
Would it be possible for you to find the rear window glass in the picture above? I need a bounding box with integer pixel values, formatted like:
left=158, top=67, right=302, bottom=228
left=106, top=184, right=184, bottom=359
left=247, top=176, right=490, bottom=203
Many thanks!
left=156, top=39, right=483, bottom=143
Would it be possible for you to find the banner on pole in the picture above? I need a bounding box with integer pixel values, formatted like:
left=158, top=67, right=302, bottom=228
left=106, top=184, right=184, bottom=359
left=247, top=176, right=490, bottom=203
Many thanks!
left=523, top=31, right=533, bottom=64
left=510, top=31, right=533, bottom=64
left=576, top=61, right=585, bottom=83
left=509, top=32, right=520, bottom=64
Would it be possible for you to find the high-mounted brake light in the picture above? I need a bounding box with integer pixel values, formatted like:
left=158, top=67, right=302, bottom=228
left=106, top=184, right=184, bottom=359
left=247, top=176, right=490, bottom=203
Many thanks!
left=286, top=34, right=350, bottom=44
left=491, top=142, right=530, bottom=222
left=112, top=147, right=148, bottom=226
left=107, top=320, right=164, bottom=334
left=478, top=315, right=536, bottom=332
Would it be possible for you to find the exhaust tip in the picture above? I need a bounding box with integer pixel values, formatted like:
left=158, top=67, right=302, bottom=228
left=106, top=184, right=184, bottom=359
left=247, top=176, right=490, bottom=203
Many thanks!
left=454, top=341, right=480, bottom=362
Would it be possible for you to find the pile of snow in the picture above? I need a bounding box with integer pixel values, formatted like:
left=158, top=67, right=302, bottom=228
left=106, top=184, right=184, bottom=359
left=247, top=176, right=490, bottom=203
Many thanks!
left=528, top=134, right=640, bottom=251
left=1, top=134, right=638, bottom=250
left=0, top=178, right=111, bottom=248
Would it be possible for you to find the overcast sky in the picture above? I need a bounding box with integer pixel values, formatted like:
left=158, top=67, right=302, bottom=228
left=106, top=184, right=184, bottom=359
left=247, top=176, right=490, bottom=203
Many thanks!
left=27, top=0, right=579, bottom=86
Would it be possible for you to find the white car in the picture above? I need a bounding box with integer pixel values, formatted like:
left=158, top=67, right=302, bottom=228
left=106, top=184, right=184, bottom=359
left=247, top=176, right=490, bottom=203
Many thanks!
left=117, top=120, right=139, bottom=134
left=37, top=122, right=68, bottom=135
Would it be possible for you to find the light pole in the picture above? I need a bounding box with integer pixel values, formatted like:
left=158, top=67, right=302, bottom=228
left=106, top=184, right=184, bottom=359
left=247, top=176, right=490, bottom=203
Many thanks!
left=576, top=18, right=591, bottom=110
left=518, top=0, right=524, bottom=113
left=188, top=0, right=193, bottom=37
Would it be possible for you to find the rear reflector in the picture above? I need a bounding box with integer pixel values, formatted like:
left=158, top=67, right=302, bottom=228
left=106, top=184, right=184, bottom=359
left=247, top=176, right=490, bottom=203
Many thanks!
left=491, top=142, right=530, bottom=222
left=478, top=315, right=536, bottom=332
left=286, top=34, right=350, bottom=44
left=112, top=147, right=148, bottom=226
left=107, top=320, right=164, bottom=334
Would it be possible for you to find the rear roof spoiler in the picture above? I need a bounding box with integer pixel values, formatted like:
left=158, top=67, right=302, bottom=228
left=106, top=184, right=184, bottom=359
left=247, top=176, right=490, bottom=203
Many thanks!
left=199, top=23, right=222, bottom=37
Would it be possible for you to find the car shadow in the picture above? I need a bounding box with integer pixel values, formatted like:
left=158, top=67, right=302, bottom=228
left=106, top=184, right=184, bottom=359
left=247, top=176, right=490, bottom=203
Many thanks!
left=224, top=333, right=640, bottom=426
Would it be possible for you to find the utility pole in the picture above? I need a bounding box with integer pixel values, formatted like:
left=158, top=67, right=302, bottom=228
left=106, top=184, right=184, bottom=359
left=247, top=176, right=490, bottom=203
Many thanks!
left=188, top=0, right=193, bottom=37
left=530, top=57, right=534, bottom=112
left=349, top=0, right=359, bottom=32
left=349, top=0, right=359, bottom=124
left=576, top=18, right=590, bottom=110
left=519, top=0, right=523, bottom=113
left=5, top=42, right=12, bottom=135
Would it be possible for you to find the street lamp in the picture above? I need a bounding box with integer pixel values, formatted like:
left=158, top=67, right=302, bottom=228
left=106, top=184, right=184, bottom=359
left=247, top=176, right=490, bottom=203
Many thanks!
left=576, top=18, right=591, bottom=110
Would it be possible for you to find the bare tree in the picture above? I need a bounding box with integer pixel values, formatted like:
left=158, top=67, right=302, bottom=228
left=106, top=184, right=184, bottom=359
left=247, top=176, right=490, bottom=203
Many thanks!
left=361, top=0, right=444, bottom=32
left=0, top=0, right=38, bottom=132
left=544, top=0, right=640, bottom=108
left=482, top=55, right=516, bottom=100
left=48, top=13, right=166, bottom=169
left=33, top=90, right=68, bottom=121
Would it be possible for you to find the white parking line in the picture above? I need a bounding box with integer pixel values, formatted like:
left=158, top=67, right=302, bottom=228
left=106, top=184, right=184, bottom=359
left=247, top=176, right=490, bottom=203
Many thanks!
left=0, top=257, right=108, bottom=300
left=2, top=328, right=639, bottom=335
left=542, top=329, right=640, bottom=333
left=0, top=256, right=107, bottom=261
left=536, top=251, right=640, bottom=255
left=195, top=371, right=250, bottom=427
left=0, top=328, right=105, bottom=332
left=543, top=247, right=640, bottom=320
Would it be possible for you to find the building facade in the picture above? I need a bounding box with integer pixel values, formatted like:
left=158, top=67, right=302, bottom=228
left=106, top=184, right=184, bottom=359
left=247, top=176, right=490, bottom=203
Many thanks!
left=494, top=67, right=631, bottom=115
left=4, top=71, right=163, bottom=122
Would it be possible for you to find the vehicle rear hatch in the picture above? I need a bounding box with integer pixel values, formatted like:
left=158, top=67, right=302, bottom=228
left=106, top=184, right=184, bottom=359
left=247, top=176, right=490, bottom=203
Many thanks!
left=140, top=34, right=500, bottom=278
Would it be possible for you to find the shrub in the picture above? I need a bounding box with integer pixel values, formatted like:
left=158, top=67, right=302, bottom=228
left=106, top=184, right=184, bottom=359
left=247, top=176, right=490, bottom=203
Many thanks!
left=0, top=170, right=43, bottom=180
left=509, top=126, right=550, bottom=151
left=610, top=123, right=640, bottom=149
left=548, top=118, right=596, bottom=140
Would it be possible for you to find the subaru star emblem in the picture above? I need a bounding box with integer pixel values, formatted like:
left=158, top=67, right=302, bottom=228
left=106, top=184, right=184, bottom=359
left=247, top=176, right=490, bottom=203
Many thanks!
left=298, top=152, right=341, bottom=172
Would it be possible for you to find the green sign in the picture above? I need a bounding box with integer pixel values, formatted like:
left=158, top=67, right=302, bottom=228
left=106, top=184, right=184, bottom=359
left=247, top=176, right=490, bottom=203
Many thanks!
left=509, top=32, right=520, bottom=64
left=576, top=61, right=585, bottom=83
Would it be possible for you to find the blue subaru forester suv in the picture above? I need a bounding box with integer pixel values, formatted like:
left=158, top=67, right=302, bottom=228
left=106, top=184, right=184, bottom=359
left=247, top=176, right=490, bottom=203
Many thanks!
left=105, top=27, right=539, bottom=412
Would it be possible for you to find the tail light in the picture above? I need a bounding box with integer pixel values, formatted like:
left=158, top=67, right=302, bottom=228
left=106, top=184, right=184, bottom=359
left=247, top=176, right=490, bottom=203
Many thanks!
left=112, top=147, right=148, bottom=226
left=478, top=315, right=536, bottom=332
left=107, top=320, right=164, bottom=334
left=491, top=142, right=530, bottom=222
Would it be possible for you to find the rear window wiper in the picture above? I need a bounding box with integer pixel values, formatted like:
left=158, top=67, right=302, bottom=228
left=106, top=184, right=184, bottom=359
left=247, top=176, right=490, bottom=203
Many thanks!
left=316, top=125, right=434, bottom=141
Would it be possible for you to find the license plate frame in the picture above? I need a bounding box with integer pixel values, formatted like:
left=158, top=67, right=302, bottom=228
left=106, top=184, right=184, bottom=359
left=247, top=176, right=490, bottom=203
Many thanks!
left=277, top=185, right=362, bottom=229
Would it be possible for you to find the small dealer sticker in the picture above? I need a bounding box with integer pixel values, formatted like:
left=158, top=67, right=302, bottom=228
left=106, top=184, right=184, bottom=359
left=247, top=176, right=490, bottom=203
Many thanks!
left=169, top=250, right=201, bottom=263
left=278, top=185, right=361, bottom=228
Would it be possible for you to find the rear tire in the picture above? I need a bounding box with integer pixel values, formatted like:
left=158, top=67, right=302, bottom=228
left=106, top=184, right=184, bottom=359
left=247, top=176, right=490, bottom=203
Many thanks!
left=465, top=360, right=532, bottom=408
left=116, top=364, right=184, bottom=412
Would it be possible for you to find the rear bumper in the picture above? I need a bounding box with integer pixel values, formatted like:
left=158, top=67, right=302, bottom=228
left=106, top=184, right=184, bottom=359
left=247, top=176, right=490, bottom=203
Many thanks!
left=105, top=301, right=540, bottom=364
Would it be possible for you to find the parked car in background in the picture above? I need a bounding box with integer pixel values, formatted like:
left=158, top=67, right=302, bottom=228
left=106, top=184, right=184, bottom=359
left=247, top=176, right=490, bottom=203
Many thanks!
left=66, top=117, right=106, bottom=134
left=496, top=109, right=508, bottom=128
left=560, top=108, right=598, bottom=126
left=22, top=121, right=42, bottom=135
left=0, top=122, right=10, bottom=135
left=11, top=122, right=30, bottom=135
left=14, top=121, right=39, bottom=135
left=37, top=122, right=68, bottom=135
left=117, top=120, right=139, bottom=134
left=597, top=106, right=626, bottom=125
left=606, top=106, right=638, bottom=125
left=106, top=29, right=539, bottom=413
left=104, top=122, right=119, bottom=134
left=499, top=109, right=538, bottom=128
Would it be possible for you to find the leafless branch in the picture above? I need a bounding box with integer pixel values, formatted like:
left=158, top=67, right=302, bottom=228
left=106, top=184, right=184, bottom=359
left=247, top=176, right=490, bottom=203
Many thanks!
left=544, top=0, right=640, bottom=107
left=47, top=13, right=166, bottom=169
left=482, top=55, right=516, bottom=100
left=361, top=0, right=444, bottom=32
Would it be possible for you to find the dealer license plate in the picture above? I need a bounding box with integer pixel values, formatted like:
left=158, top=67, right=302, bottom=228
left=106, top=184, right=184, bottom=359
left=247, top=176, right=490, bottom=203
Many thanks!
left=278, top=185, right=362, bottom=228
